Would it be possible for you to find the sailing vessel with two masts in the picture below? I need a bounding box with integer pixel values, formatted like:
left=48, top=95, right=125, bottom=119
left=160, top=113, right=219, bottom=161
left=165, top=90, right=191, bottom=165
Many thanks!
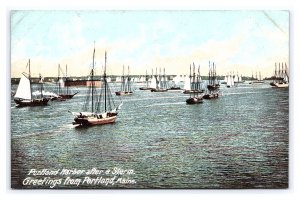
left=72, top=48, right=122, bottom=127
left=139, top=70, right=151, bottom=90
left=115, top=65, right=133, bottom=96
left=203, top=61, right=220, bottom=99
left=14, top=59, right=49, bottom=107
left=186, top=64, right=203, bottom=104
left=183, top=63, right=204, bottom=94
left=52, top=64, right=79, bottom=101
left=151, top=68, right=168, bottom=92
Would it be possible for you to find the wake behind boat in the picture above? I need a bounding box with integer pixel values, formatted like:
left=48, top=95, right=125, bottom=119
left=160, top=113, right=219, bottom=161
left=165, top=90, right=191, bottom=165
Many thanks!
left=72, top=47, right=122, bottom=127
left=14, top=59, right=49, bottom=107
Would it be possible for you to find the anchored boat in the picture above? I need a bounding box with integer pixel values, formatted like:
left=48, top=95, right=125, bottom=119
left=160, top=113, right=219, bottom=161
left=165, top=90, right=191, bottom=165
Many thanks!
left=14, top=59, right=49, bottom=107
left=72, top=47, right=122, bottom=127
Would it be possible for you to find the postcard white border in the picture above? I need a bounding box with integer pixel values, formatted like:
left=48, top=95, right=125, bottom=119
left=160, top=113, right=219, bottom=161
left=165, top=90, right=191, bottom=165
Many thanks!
left=2, top=0, right=299, bottom=200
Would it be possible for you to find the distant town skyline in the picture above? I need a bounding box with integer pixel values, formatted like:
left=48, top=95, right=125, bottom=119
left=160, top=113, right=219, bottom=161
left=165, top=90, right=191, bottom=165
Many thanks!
left=11, top=10, right=289, bottom=78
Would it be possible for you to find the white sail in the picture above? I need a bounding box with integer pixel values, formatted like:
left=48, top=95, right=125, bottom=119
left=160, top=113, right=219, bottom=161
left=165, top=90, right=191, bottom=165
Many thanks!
left=149, top=77, right=156, bottom=88
left=224, top=75, right=228, bottom=83
left=183, top=75, right=191, bottom=90
left=233, top=74, right=239, bottom=83
left=14, top=74, right=31, bottom=100
left=238, top=75, right=242, bottom=82
left=227, top=75, right=234, bottom=87
left=59, top=78, right=65, bottom=87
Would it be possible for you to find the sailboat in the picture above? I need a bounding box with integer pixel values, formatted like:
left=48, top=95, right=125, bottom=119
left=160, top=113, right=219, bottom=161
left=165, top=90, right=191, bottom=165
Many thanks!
left=271, top=62, right=289, bottom=88
left=151, top=68, right=168, bottom=92
left=72, top=48, right=122, bottom=127
left=226, top=73, right=234, bottom=88
left=203, top=61, right=220, bottom=99
left=115, top=65, right=133, bottom=96
left=186, top=64, right=203, bottom=104
left=206, top=61, right=220, bottom=91
left=252, top=71, right=264, bottom=84
left=52, top=64, right=79, bottom=101
left=139, top=70, right=151, bottom=90
left=14, top=59, right=49, bottom=107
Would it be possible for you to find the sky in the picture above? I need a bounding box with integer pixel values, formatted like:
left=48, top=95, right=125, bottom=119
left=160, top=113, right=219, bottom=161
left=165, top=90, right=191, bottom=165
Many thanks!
left=10, top=10, right=289, bottom=78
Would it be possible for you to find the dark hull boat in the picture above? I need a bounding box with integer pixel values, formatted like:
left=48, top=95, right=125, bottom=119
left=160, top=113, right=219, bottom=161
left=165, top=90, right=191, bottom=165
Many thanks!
left=207, top=84, right=220, bottom=91
left=186, top=63, right=203, bottom=105
left=139, top=87, right=152, bottom=90
left=168, top=86, right=182, bottom=91
left=14, top=59, right=49, bottom=107
left=151, top=68, right=168, bottom=92
left=14, top=98, right=49, bottom=107
left=115, top=65, right=133, bottom=96
left=203, top=93, right=219, bottom=99
left=183, top=89, right=204, bottom=94
left=115, top=91, right=133, bottom=96
left=204, top=61, right=220, bottom=100
left=59, top=92, right=79, bottom=99
left=151, top=88, right=168, bottom=92
left=52, top=64, right=79, bottom=101
left=186, top=97, right=203, bottom=104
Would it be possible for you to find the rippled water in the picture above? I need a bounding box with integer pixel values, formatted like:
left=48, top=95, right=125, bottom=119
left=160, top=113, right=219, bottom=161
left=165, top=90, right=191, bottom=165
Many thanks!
left=11, top=82, right=288, bottom=189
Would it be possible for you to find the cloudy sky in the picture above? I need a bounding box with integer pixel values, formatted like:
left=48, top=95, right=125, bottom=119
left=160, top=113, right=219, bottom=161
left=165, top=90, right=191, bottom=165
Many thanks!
left=11, top=10, right=289, bottom=78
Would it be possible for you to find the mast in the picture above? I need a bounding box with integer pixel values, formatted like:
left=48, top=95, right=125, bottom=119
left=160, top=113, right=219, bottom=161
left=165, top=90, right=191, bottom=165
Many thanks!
left=146, top=70, right=148, bottom=87
left=66, top=64, right=68, bottom=95
left=58, top=64, right=61, bottom=95
left=104, top=51, right=107, bottom=112
left=91, top=46, right=95, bottom=113
left=193, top=63, right=195, bottom=97
left=208, top=61, right=211, bottom=85
left=127, top=65, right=130, bottom=92
left=29, top=59, right=32, bottom=100
left=39, top=74, right=44, bottom=98
left=189, top=64, right=191, bottom=98
left=122, top=65, right=125, bottom=91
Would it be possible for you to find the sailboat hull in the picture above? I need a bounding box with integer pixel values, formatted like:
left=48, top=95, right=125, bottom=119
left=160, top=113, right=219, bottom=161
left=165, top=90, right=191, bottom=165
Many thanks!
left=151, top=88, right=168, bottom=92
left=115, top=91, right=133, bottom=96
left=186, top=97, right=203, bottom=104
left=59, top=92, right=79, bottom=99
left=73, top=115, right=117, bottom=126
left=139, top=87, right=152, bottom=90
left=207, top=84, right=220, bottom=91
left=203, top=93, right=219, bottom=99
left=183, top=89, right=204, bottom=94
left=14, top=98, right=49, bottom=107
left=273, top=82, right=289, bottom=88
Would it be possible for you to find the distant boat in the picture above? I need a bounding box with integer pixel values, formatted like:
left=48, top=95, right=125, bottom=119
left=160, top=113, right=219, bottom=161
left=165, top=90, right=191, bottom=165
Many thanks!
left=226, top=73, right=234, bottom=88
left=168, top=75, right=182, bottom=91
left=203, top=61, right=220, bottom=99
left=14, top=59, right=49, bottom=107
left=72, top=48, right=122, bottom=127
left=183, top=65, right=204, bottom=94
left=151, top=68, right=168, bottom=92
left=115, top=65, right=133, bottom=96
left=252, top=71, right=264, bottom=84
left=270, top=62, right=289, bottom=88
left=186, top=64, right=203, bottom=104
left=206, top=61, right=220, bottom=91
left=52, top=64, right=79, bottom=101
left=139, top=70, right=151, bottom=90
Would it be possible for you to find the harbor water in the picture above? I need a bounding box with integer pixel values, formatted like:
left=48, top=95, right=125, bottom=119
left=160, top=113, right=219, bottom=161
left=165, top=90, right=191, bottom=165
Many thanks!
left=11, top=83, right=289, bottom=189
